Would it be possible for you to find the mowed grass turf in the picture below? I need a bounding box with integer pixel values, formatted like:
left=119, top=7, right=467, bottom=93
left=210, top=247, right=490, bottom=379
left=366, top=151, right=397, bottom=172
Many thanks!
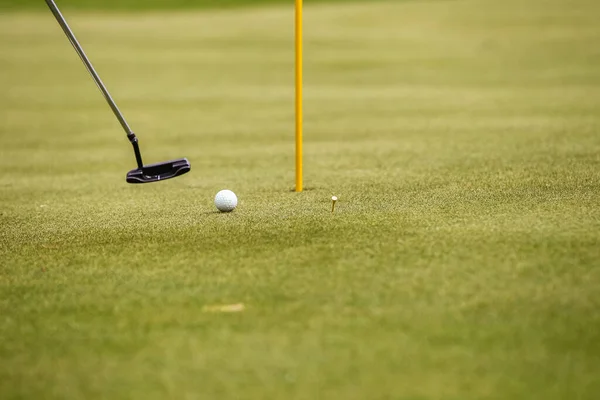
left=1, top=0, right=356, bottom=11
left=1, top=0, right=600, bottom=398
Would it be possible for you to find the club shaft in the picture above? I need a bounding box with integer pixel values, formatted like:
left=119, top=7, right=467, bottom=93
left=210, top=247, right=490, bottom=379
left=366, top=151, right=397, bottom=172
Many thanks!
left=45, top=0, right=133, bottom=136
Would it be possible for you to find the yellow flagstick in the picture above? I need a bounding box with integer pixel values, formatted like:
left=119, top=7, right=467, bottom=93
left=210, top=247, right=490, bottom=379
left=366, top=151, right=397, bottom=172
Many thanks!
left=295, top=0, right=303, bottom=192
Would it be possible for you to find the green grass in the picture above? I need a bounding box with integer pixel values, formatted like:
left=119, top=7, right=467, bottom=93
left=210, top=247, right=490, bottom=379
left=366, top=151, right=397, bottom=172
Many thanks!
left=2, top=0, right=600, bottom=398
left=1, top=0, right=372, bottom=11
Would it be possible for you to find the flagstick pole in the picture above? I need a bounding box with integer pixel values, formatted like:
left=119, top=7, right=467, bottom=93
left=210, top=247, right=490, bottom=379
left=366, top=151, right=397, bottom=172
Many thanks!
left=295, top=0, right=303, bottom=192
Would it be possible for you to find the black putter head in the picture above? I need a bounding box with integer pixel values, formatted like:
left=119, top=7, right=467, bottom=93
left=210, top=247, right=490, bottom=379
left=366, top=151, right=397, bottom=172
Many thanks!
left=126, top=158, right=191, bottom=184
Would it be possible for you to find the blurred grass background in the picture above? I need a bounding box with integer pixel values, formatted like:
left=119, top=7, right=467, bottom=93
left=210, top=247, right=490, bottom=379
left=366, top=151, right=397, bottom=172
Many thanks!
left=1, top=0, right=372, bottom=11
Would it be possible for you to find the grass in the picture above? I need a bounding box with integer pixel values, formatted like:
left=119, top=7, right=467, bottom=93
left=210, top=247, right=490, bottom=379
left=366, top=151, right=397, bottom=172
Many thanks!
left=1, top=0, right=372, bottom=11
left=1, top=0, right=600, bottom=398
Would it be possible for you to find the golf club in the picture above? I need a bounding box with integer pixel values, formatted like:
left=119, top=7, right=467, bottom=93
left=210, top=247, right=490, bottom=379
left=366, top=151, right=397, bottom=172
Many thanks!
left=45, top=0, right=191, bottom=184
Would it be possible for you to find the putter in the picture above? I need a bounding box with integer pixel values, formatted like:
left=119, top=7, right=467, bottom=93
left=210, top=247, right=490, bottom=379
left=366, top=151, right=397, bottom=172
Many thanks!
left=45, top=0, right=191, bottom=184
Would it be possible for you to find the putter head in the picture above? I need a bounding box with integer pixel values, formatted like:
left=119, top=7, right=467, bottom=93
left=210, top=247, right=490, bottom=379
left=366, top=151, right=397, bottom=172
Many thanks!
left=126, top=158, right=191, bottom=184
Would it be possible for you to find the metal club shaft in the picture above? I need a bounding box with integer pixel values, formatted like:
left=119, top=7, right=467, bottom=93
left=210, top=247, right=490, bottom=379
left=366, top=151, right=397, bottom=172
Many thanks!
left=44, top=0, right=133, bottom=137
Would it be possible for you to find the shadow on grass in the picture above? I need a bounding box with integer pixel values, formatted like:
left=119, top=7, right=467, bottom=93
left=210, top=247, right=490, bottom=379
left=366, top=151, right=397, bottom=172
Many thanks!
left=288, top=187, right=318, bottom=192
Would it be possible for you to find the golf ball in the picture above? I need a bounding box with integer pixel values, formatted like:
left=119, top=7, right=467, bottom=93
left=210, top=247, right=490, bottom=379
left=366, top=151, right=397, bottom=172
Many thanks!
left=214, top=190, right=237, bottom=212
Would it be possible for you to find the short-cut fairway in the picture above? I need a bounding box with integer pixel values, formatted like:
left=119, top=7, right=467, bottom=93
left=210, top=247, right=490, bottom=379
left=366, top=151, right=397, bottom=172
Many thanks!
left=1, top=0, right=600, bottom=398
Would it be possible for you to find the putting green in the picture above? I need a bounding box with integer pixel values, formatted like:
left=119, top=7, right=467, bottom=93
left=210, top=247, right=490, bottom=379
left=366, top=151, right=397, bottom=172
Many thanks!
left=1, top=0, right=600, bottom=398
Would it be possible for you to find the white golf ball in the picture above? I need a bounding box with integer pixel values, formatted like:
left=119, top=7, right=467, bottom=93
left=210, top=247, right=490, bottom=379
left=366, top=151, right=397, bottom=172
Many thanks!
left=214, top=190, right=237, bottom=212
